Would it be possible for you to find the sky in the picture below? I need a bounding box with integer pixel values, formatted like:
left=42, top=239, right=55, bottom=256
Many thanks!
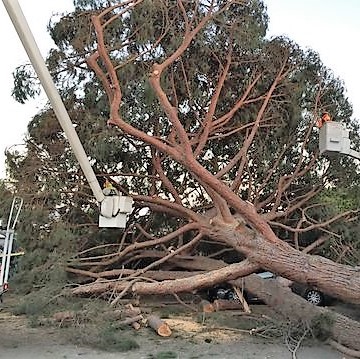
left=0, top=1, right=359, bottom=179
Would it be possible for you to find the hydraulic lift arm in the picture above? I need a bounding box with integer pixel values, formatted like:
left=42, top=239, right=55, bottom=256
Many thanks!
left=2, top=0, right=133, bottom=228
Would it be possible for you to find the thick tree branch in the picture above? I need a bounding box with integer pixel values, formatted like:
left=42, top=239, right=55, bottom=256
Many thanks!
left=133, top=194, right=203, bottom=222
left=132, top=259, right=258, bottom=294
left=88, top=8, right=182, bottom=159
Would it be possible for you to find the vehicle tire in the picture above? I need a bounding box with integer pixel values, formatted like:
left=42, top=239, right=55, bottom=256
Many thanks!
left=216, top=288, right=229, bottom=300
left=304, top=289, right=325, bottom=306
left=226, top=290, right=239, bottom=302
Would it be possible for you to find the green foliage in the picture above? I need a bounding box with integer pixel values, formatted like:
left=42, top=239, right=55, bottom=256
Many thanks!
left=96, top=324, right=140, bottom=351
left=12, top=296, right=49, bottom=316
left=9, top=291, right=140, bottom=352
left=5, top=0, right=360, bottom=292
left=12, top=221, right=77, bottom=293
left=318, top=188, right=360, bottom=212
left=0, top=181, right=14, bottom=221
left=11, top=65, right=40, bottom=103
left=66, top=322, right=140, bottom=352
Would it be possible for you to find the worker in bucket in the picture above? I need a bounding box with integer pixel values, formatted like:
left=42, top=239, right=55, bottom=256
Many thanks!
left=102, top=179, right=118, bottom=196
left=316, top=112, right=332, bottom=128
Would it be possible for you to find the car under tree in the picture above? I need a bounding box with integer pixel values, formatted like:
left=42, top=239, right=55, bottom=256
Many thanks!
left=207, top=272, right=331, bottom=306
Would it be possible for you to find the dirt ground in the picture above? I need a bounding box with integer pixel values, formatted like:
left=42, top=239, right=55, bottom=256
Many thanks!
left=0, top=295, right=354, bottom=359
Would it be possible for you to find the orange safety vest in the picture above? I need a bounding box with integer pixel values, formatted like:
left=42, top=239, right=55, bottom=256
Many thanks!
left=316, top=113, right=331, bottom=128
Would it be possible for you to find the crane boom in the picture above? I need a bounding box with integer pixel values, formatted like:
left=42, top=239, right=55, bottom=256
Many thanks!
left=2, top=0, right=133, bottom=228
left=2, top=0, right=105, bottom=203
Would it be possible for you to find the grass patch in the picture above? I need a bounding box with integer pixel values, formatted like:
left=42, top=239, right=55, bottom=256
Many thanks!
left=9, top=290, right=140, bottom=351
left=66, top=323, right=140, bottom=352
left=12, top=297, right=48, bottom=317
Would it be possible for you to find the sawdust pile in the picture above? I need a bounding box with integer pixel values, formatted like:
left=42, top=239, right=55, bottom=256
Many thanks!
left=164, top=316, right=243, bottom=343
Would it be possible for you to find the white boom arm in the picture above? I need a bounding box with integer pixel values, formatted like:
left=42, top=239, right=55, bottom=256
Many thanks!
left=2, top=0, right=104, bottom=203
left=2, top=0, right=133, bottom=228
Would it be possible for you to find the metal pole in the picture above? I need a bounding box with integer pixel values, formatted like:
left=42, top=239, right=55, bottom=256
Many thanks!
left=0, top=231, right=10, bottom=287
left=2, top=0, right=105, bottom=203
left=2, top=198, right=23, bottom=287
left=3, top=232, right=15, bottom=287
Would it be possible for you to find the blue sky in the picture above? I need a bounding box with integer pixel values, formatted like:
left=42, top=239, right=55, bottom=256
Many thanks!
left=0, top=0, right=359, bottom=178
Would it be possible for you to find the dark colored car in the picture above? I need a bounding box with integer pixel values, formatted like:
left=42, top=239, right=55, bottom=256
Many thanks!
left=207, top=272, right=330, bottom=306
left=290, top=282, right=330, bottom=306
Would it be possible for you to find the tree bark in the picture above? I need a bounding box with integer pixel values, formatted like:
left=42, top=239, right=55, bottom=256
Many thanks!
left=232, top=274, right=360, bottom=351
left=132, top=260, right=257, bottom=295
left=213, top=299, right=245, bottom=311
left=118, top=315, right=143, bottom=326
left=207, top=225, right=360, bottom=304
left=81, top=0, right=360, bottom=316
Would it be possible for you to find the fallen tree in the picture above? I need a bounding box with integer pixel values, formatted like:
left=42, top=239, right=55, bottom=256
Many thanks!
left=70, top=255, right=360, bottom=351
left=67, top=0, right=359, bottom=303
left=237, top=274, right=360, bottom=352
left=8, top=0, right=360, bottom=349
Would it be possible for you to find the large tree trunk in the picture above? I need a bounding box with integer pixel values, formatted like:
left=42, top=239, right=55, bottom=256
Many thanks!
left=207, top=225, right=360, bottom=304
left=234, top=274, right=360, bottom=351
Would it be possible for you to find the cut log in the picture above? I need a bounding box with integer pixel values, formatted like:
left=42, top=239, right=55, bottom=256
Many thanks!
left=118, top=314, right=143, bottom=326
left=328, top=339, right=360, bottom=358
left=213, top=299, right=244, bottom=311
left=200, top=299, right=215, bottom=313
left=132, top=321, right=141, bottom=330
left=147, top=315, right=172, bottom=337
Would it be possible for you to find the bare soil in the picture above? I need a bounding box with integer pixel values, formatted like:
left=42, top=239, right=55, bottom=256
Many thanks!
left=0, top=295, right=353, bottom=359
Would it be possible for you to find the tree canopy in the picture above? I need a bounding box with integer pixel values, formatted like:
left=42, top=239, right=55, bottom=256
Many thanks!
left=5, top=0, right=360, bottom=304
